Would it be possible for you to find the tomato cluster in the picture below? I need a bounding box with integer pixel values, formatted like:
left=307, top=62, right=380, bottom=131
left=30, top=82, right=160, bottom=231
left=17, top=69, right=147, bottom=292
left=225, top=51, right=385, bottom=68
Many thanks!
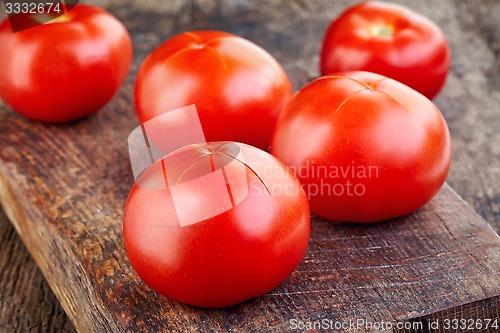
left=0, top=5, right=132, bottom=122
left=271, top=71, right=450, bottom=223
left=124, top=142, right=310, bottom=308
left=135, top=31, right=292, bottom=150
left=0, top=1, right=452, bottom=308
left=320, top=1, right=450, bottom=100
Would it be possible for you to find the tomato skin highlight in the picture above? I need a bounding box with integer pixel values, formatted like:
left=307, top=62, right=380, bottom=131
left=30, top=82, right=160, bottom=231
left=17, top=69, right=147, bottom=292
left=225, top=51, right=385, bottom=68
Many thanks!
left=320, top=1, right=450, bottom=100
left=123, top=142, right=310, bottom=308
left=0, top=5, right=132, bottom=123
left=271, top=71, right=451, bottom=223
left=134, top=31, right=292, bottom=150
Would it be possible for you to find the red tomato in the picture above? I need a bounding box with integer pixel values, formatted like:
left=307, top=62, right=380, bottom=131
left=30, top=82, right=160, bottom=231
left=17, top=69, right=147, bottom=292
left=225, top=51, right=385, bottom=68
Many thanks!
left=123, top=142, right=310, bottom=308
left=320, top=1, right=450, bottom=100
left=0, top=5, right=132, bottom=122
left=271, top=71, right=451, bottom=223
left=135, top=31, right=292, bottom=150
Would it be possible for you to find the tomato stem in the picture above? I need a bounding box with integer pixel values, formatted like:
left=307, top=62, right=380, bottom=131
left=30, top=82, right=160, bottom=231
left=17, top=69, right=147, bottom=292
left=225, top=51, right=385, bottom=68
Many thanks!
left=33, top=13, right=71, bottom=25
left=370, top=25, right=394, bottom=37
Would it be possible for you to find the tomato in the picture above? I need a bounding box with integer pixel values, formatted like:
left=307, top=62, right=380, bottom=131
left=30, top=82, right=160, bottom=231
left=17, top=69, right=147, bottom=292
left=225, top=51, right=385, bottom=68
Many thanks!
left=123, top=141, right=310, bottom=308
left=271, top=71, right=451, bottom=223
left=134, top=31, right=292, bottom=150
left=320, top=1, right=450, bottom=100
left=0, top=5, right=132, bottom=122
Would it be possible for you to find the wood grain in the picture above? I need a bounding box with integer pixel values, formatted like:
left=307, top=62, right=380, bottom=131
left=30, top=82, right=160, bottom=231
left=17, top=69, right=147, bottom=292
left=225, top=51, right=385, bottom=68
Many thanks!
left=0, top=0, right=499, bottom=332
left=1, top=120, right=499, bottom=332
left=0, top=208, right=76, bottom=333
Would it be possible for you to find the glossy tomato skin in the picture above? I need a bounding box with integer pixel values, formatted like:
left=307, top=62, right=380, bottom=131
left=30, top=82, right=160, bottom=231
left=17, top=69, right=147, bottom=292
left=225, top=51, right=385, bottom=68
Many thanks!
left=123, top=142, right=310, bottom=308
left=0, top=5, right=132, bottom=122
left=135, top=31, right=292, bottom=150
left=271, top=71, right=451, bottom=223
left=321, top=1, right=450, bottom=100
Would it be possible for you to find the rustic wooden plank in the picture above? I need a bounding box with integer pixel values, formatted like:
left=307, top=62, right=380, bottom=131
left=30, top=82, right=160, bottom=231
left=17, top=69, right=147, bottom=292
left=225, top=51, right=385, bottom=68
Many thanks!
left=405, top=0, right=500, bottom=234
left=0, top=0, right=499, bottom=332
left=0, top=207, right=76, bottom=333
left=0, top=112, right=499, bottom=332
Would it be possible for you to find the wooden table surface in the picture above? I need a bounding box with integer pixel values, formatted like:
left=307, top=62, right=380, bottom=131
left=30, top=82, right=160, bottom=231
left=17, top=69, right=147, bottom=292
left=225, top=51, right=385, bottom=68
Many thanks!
left=0, top=0, right=499, bottom=332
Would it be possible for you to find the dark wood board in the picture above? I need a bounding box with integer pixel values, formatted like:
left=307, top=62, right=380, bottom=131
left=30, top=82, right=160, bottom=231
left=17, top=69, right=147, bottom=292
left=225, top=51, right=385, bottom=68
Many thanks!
left=1, top=117, right=499, bottom=332
left=0, top=0, right=499, bottom=332
left=0, top=208, right=76, bottom=333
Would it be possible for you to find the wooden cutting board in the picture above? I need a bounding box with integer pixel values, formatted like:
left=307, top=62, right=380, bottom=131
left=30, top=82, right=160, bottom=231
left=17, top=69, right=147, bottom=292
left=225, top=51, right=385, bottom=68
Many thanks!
left=1, top=90, right=500, bottom=333
left=1, top=1, right=499, bottom=332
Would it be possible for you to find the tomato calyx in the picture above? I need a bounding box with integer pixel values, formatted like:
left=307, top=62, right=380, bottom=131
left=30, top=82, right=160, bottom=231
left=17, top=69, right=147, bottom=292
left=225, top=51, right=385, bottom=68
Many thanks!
left=32, top=13, right=72, bottom=25
left=40, top=14, right=72, bottom=25
left=370, top=24, right=394, bottom=37
left=138, top=142, right=272, bottom=198
left=208, top=147, right=272, bottom=196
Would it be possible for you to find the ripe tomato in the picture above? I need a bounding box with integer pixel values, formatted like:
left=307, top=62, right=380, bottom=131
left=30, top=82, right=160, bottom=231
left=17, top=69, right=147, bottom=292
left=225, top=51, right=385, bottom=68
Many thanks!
left=0, top=5, right=132, bottom=122
left=123, top=142, right=310, bottom=308
left=134, top=31, right=292, bottom=150
left=271, top=71, right=451, bottom=223
left=320, top=1, right=450, bottom=100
